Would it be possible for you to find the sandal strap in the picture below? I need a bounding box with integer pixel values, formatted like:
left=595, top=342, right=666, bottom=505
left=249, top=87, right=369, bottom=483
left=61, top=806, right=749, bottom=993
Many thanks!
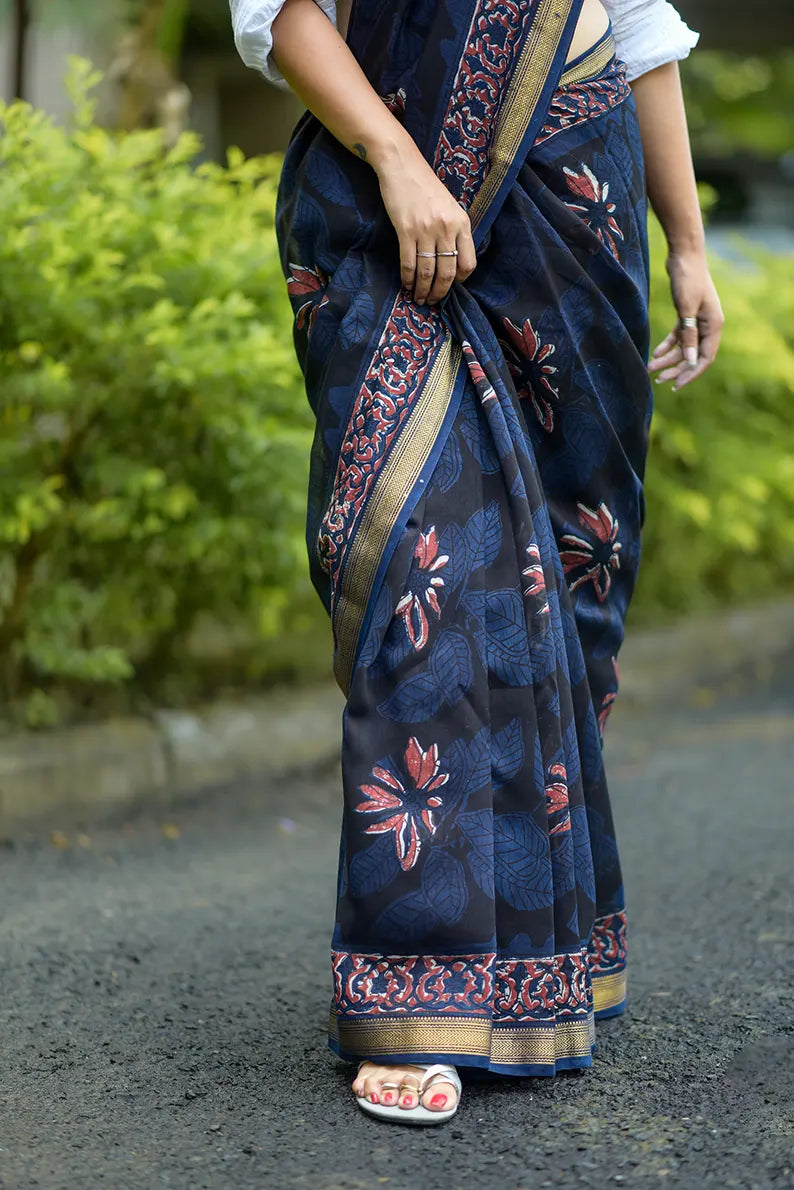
left=419, top=1064, right=461, bottom=1096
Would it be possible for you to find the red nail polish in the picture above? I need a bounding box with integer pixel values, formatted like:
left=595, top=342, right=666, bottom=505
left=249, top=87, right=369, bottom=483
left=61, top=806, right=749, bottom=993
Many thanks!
left=430, top=1093, right=448, bottom=1108
left=370, top=1093, right=379, bottom=1104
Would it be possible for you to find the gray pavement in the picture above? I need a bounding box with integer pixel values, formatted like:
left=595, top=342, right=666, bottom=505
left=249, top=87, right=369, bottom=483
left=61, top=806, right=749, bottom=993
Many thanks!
left=1, top=671, right=793, bottom=1189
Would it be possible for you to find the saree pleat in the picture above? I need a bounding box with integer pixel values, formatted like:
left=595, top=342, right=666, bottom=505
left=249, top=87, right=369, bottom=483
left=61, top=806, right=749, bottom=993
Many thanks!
left=276, top=3, right=651, bottom=1074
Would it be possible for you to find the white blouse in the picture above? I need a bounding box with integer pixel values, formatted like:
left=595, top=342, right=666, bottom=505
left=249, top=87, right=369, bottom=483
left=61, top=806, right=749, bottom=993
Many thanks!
left=230, top=0, right=698, bottom=88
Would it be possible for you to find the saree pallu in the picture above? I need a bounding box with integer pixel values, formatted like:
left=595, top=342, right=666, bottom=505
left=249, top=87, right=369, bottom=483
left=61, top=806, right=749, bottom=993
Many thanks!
left=276, top=0, right=652, bottom=1075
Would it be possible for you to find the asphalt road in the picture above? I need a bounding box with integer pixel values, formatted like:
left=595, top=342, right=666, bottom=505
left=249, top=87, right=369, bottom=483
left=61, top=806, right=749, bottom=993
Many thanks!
left=1, top=672, right=793, bottom=1190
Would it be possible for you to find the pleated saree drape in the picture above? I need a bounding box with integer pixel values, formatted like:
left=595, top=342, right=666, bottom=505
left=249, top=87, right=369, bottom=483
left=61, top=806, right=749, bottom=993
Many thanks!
left=276, top=0, right=652, bottom=1075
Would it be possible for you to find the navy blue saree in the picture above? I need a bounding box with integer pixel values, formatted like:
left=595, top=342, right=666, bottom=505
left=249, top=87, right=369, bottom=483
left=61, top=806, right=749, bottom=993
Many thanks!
left=276, top=0, right=652, bottom=1075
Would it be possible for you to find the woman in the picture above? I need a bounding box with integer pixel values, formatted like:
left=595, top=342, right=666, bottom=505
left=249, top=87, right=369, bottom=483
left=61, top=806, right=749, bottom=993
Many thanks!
left=230, top=0, right=723, bottom=1124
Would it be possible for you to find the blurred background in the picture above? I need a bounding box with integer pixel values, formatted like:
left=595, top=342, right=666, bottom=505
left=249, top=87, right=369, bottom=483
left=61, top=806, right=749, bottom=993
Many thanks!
left=0, top=0, right=792, bottom=730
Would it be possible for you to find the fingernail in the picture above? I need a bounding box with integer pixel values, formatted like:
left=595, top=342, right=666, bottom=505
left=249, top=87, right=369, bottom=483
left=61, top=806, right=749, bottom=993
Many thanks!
left=685, top=348, right=698, bottom=367
left=430, top=1093, right=448, bottom=1108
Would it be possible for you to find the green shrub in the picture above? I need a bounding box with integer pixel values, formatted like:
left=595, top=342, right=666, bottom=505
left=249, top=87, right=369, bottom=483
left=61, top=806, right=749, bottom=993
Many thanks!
left=635, top=213, right=794, bottom=624
left=1, top=63, right=792, bottom=727
left=0, top=60, right=321, bottom=728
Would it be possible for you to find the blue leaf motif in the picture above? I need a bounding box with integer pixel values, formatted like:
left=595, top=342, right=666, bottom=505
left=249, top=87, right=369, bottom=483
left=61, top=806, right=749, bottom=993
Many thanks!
left=376, top=617, right=414, bottom=676
left=358, top=583, right=393, bottom=667
left=374, top=890, right=439, bottom=943
left=491, top=718, right=524, bottom=789
left=459, top=398, right=500, bottom=473
left=435, top=430, right=463, bottom=494
left=493, top=813, right=553, bottom=911
left=485, top=589, right=532, bottom=686
left=533, top=734, right=545, bottom=799
left=339, top=291, right=375, bottom=350
left=348, top=833, right=401, bottom=899
left=421, top=849, right=468, bottom=926
left=466, top=502, right=501, bottom=573
left=529, top=619, right=558, bottom=682
left=442, top=727, right=490, bottom=806
left=332, top=253, right=367, bottom=293
left=458, top=809, right=494, bottom=897
left=438, top=521, right=469, bottom=594
left=461, top=589, right=487, bottom=667
left=378, top=668, right=443, bottom=723
left=561, top=606, right=587, bottom=684
left=305, top=150, right=356, bottom=207
left=429, top=631, right=473, bottom=708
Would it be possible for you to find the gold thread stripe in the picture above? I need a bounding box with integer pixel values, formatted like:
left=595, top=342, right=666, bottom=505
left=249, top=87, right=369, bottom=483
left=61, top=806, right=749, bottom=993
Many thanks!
left=469, top=0, right=575, bottom=230
left=331, top=1014, right=596, bottom=1063
left=333, top=337, right=461, bottom=692
left=592, top=969, right=627, bottom=1013
left=559, top=33, right=616, bottom=86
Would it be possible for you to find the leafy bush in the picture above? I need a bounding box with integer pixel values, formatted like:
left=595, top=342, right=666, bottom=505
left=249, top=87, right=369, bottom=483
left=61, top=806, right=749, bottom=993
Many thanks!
left=0, top=60, right=320, bottom=728
left=1, top=63, right=792, bottom=727
left=635, top=213, right=794, bottom=624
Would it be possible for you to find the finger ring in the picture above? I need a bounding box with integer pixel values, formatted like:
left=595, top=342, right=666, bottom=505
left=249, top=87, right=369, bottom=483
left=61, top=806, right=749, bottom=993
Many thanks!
left=679, top=317, right=698, bottom=329
left=416, top=251, right=437, bottom=258
left=436, top=250, right=459, bottom=257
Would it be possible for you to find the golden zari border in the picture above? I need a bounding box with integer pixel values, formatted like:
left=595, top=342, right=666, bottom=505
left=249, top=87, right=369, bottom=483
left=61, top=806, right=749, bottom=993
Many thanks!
left=468, top=0, right=575, bottom=231
left=559, top=32, right=616, bottom=86
left=333, top=336, right=462, bottom=693
left=591, top=968, right=627, bottom=1014
left=329, top=1012, right=596, bottom=1064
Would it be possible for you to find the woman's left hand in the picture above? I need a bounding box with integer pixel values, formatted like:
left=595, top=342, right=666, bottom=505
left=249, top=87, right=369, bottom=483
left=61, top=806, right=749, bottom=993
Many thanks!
left=648, top=248, right=724, bottom=390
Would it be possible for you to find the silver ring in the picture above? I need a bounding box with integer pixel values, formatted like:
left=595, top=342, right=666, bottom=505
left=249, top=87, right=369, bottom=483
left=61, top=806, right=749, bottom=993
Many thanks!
left=416, top=251, right=437, bottom=258
left=679, top=317, right=698, bottom=329
left=436, top=250, right=459, bottom=257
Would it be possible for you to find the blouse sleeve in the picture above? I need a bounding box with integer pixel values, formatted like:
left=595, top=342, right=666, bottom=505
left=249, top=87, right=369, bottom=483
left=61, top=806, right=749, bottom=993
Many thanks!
left=600, top=0, right=699, bottom=82
left=229, top=0, right=338, bottom=87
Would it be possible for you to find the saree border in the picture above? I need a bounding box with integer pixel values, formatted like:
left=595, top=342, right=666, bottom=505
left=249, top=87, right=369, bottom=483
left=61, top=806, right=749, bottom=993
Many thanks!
left=333, top=336, right=462, bottom=692
left=468, top=0, right=580, bottom=233
left=559, top=30, right=616, bottom=86
left=329, top=1011, right=596, bottom=1069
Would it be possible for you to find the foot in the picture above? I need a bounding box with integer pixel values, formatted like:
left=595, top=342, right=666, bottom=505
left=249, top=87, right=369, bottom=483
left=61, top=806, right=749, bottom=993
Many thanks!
left=352, top=1062, right=459, bottom=1114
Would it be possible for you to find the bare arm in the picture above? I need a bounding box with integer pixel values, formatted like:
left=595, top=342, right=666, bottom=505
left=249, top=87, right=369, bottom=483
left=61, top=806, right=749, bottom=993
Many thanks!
left=270, top=0, right=476, bottom=303
left=631, top=61, right=724, bottom=388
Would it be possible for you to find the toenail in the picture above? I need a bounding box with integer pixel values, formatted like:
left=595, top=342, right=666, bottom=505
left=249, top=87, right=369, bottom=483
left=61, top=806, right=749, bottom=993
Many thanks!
left=401, top=1095, right=415, bottom=1107
left=370, top=1093, right=379, bottom=1104
left=383, top=1092, right=395, bottom=1104
left=430, top=1093, right=448, bottom=1108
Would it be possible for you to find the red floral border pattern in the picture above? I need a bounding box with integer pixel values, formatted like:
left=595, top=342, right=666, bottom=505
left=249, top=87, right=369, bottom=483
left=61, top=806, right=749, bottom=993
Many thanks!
left=533, top=60, right=631, bottom=148
left=331, top=910, right=625, bottom=1024
left=317, top=300, right=444, bottom=584
left=434, top=0, right=536, bottom=210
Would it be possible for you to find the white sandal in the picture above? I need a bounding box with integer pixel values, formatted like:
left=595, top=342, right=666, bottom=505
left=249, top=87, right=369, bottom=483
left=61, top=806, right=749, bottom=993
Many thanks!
left=354, top=1062, right=461, bottom=1126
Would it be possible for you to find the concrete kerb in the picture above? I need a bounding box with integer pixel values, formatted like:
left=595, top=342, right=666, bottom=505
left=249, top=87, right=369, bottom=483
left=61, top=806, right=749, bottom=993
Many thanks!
left=1, top=599, right=791, bottom=834
left=0, top=683, right=344, bottom=836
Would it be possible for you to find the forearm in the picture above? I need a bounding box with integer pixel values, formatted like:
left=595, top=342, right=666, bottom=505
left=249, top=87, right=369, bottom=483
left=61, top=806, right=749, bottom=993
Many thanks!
left=271, top=0, right=420, bottom=176
left=630, top=61, right=704, bottom=254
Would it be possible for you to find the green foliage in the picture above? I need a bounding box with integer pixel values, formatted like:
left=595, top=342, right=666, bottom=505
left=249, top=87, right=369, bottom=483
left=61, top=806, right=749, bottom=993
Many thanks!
left=634, top=214, right=794, bottom=623
left=1, top=63, right=792, bottom=727
left=680, top=50, right=794, bottom=159
left=0, top=59, right=318, bottom=727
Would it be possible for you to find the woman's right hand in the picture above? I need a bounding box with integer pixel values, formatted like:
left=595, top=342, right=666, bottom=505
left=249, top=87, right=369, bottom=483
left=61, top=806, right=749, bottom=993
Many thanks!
left=375, top=148, right=478, bottom=305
